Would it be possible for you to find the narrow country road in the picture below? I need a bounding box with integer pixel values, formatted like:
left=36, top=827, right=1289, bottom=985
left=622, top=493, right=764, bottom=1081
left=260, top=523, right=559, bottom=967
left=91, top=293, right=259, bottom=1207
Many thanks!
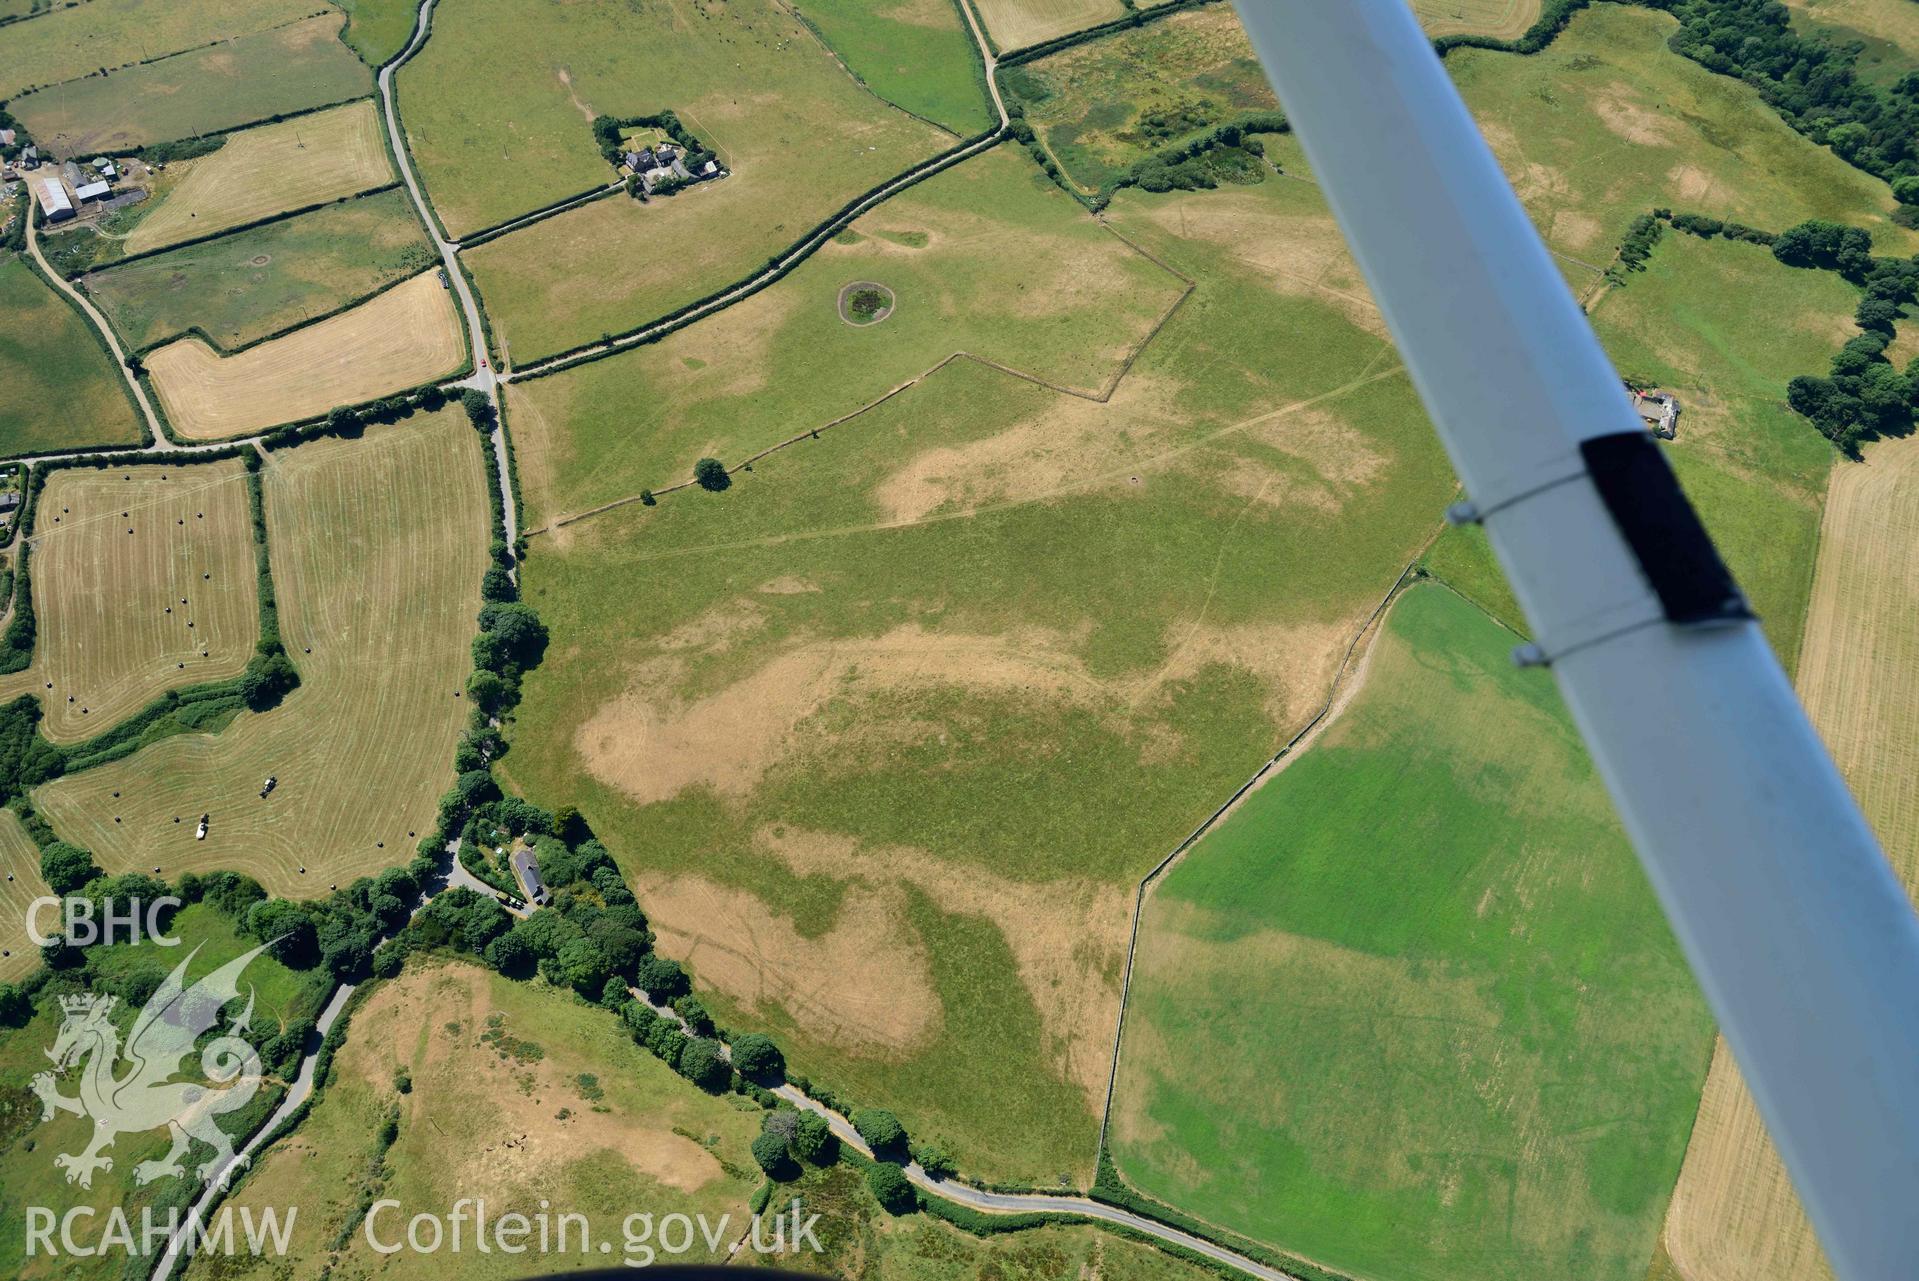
left=149, top=980, right=357, bottom=1281
left=25, top=215, right=170, bottom=448
left=380, top=0, right=518, bottom=549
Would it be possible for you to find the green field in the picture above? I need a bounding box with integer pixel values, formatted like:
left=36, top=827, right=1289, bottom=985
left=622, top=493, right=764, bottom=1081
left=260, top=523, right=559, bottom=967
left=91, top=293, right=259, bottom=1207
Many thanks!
left=1787, top=0, right=1919, bottom=87
left=195, top=959, right=763, bottom=1280
left=1109, top=583, right=1714, bottom=1281
left=1449, top=5, right=1919, bottom=273
left=505, top=145, right=1187, bottom=524
left=1585, top=234, right=1852, bottom=674
left=0, top=901, right=333, bottom=1279
left=791, top=0, right=995, bottom=136
left=0, top=254, right=142, bottom=458
left=86, top=188, right=436, bottom=352
left=7, top=13, right=372, bottom=155
left=1002, top=4, right=1277, bottom=191
left=500, top=163, right=1459, bottom=1183
left=335, top=0, right=419, bottom=66
left=0, top=0, right=323, bottom=98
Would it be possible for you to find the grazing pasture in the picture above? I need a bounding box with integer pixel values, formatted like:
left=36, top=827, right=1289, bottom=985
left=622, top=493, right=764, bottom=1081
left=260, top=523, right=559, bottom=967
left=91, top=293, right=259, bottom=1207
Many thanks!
left=1661, top=433, right=1919, bottom=1281
left=1586, top=235, right=1853, bottom=674
left=0, top=459, right=258, bottom=742
left=0, top=254, right=142, bottom=458
left=122, top=98, right=393, bottom=256
left=406, top=0, right=946, bottom=356
left=7, top=15, right=372, bottom=157
left=790, top=0, right=994, bottom=136
left=145, top=271, right=464, bottom=438
left=33, top=412, right=489, bottom=895
left=0, top=900, right=331, bottom=1279
left=1108, top=584, right=1713, bottom=1281
left=502, top=168, right=1460, bottom=1183
left=0, top=0, right=321, bottom=99
left=0, top=810, right=51, bottom=981
left=1449, top=6, right=1919, bottom=271
left=506, top=145, right=1188, bottom=525
left=335, top=0, right=421, bottom=66
left=194, top=960, right=763, bottom=1281
left=1002, top=5, right=1277, bottom=191
left=972, top=0, right=1124, bottom=50
left=87, top=188, right=435, bottom=352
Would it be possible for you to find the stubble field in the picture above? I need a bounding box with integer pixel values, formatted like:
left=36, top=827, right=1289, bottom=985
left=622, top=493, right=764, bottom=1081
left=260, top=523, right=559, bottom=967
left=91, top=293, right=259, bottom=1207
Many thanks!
left=145, top=270, right=465, bottom=439
left=0, top=458, right=260, bottom=742
left=32, top=411, right=488, bottom=896
left=1412, top=0, right=1542, bottom=39
left=1108, top=584, right=1714, bottom=1281
left=0, top=810, right=51, bottom=981
left=122, top=98, right=395, bottom=256
left=971, top=0, right=1125, bottom=50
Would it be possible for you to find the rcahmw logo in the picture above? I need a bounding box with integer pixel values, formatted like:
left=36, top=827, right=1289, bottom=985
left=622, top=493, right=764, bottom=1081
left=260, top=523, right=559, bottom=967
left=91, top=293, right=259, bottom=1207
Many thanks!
left=25, top=1205, right=296, bottom=1260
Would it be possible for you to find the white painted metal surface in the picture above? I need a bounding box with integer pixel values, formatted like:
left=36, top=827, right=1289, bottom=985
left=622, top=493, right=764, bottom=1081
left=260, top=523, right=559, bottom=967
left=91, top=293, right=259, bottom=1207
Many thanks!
left=1226, top=3, right=1919, bottom=1278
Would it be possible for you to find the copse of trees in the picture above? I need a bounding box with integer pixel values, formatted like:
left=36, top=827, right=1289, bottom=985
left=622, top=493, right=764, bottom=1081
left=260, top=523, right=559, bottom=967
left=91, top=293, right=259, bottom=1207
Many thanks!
left=38, top=840, right=99, bottom=895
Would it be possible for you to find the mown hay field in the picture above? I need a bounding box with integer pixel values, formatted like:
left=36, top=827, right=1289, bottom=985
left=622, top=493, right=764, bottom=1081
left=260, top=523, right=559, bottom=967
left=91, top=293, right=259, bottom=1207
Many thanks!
left=1786, top=0, right=1919, bottom=86
left=1449, top=6, right=1919, bottom=272
left=0, top=459, right=258, bottom=742
left=122, top=98, right=393, bottom=256
left=0, top=810, right=51, bottom=982
left=972, top=0, right=1124, bottom=50
left=88, top=188, right=436, bottom=352
left=194, top=960, right=764, bottom=1281
left=506, top=145, right=1189, bottom=525
left=502, top=163, right=1459, bottom=1183
left=1586, top=234, right=1855, bottom=674
left=0, top=901, right=332, bottom=1279
left=146, top=270, right=464, bottom=438
left=1412, top=0, right=1542, bottom=39
left=0, top=0, right=322, bottom=98
left=1109, top=584, right=1713, bottom=1281
left=8, top=14, right=373, bottom=157
left=0, top=254, right=143, bottom=459
left=1001, top=5, right=1277, bottom=192
left=1660, top=433, right=1919, bottom=1281
left=33, top=411, right=488, bottom=896
left=793, top=0, right=995, bottom=136
left=408, top=0, right=947, bottom=356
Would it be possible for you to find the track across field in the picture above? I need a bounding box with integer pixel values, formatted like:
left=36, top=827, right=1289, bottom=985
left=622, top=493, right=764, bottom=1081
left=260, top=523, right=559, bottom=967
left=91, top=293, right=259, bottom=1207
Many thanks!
left=145, top=271, right=465, bottom=438
left=0, top=459, right=258, bottom=743
left=1661, top=434, right=1919, bottom=1281
left=125, top=99, right=393, bottom=256
left=33, top=412, right=490, bottom=896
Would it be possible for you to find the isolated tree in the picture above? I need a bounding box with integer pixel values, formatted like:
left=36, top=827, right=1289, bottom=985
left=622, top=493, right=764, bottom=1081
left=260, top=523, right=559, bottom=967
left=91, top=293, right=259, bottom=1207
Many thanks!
left=854, top=1108, right=906, bottom=1154
left=752, top=1130, right=796, bottom=1179
left=39, top=841, right=98, bottom=895
left=693, top=457, right=730, bottom=491
left=866, top=1162, right=916, bottom=1214
left=731, top=1032, right=784, bottom=1080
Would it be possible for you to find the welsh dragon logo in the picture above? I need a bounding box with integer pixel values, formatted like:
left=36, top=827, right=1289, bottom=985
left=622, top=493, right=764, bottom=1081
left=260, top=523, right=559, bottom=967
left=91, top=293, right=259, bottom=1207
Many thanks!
left=30, top=943, right=270, bottom=1190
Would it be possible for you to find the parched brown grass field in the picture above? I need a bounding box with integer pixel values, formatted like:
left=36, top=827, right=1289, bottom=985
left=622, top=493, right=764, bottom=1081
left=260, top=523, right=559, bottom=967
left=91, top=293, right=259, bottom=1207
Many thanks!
left=125, top=99, right=394, bottom=255
left=1662, top=434, right=1919, bottom=1281
left=33, top=411, right=489, bottom=897
left=0, top=459, right=258, bottom=743
left=0, top=810, right=52, bottom=982
left=972, top=0, right=1126, bottom=49
left=145, top=271, right=465, bottom=438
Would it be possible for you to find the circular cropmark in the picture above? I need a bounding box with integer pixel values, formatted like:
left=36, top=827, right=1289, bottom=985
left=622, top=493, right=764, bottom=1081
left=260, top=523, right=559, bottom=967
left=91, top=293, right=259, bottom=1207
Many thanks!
left=837, top=280, right=896, bottom=326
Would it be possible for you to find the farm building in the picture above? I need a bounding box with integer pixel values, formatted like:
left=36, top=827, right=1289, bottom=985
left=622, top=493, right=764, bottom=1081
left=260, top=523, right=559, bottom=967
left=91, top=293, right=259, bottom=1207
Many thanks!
left=0, top=128, right=13, bottom=146
left=60, top=160, right=82, bottom=189
left=1631, top=387, right=1680, bottom=439
left=510, top=845, right=549, bottom=906
left=73, top=179, right=111, bottom=202
left=29, top=171, right=72, bottom=222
